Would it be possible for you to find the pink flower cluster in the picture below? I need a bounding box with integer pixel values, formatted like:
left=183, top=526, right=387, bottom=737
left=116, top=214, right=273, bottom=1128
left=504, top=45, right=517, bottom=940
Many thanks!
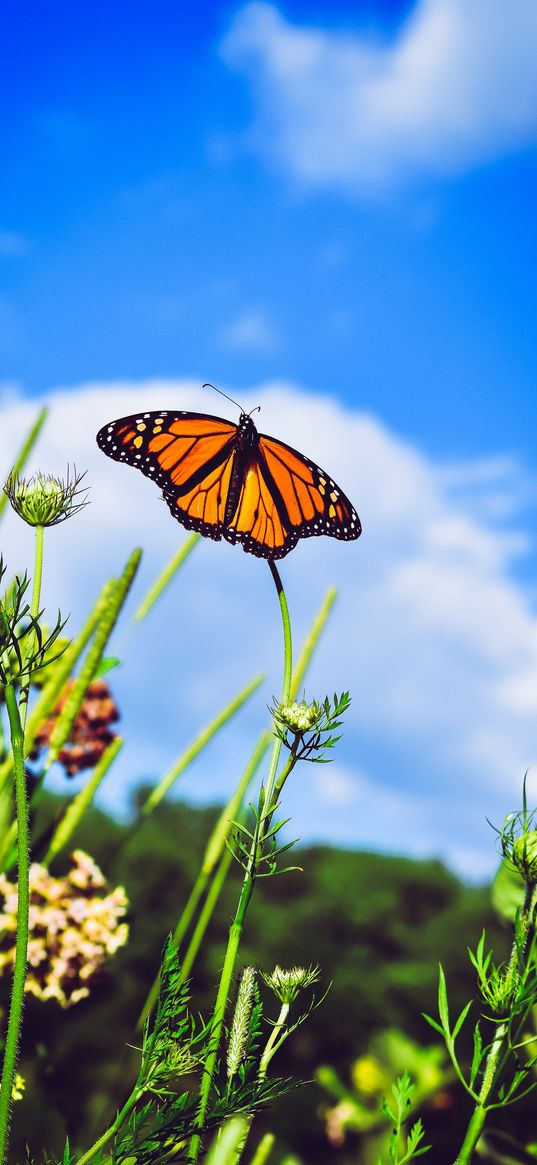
left=0, top=850, right=129, bottom=1008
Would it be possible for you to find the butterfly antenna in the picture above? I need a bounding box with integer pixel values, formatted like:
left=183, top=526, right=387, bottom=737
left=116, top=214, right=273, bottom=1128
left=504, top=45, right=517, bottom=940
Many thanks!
left=248, top=406, right=261, bottom=417
left=202, top=383, right=244, bottom=414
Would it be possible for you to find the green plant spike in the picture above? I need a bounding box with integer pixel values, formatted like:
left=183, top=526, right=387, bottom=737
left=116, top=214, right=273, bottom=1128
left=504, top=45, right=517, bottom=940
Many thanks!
left=0, top=684, right=30, bottom=1165
left=44, top=736, right=124, bottom=865
left=137, top=588, right=336, bottom=1028
left=187, top=560, right=293, bottom=1165
left=46, top=549, right=141, bottom=766
left=139, top=673, right=264, bottom=818
left=248, top=1134, right=275, bottom=1165
left=23, top=577, right=117, bottom=758
left=133, top=533, right=200, bottom=622
left=137, top=734, right=268, bottom=1028
left=0, top=406, right=48, bottom=524
left=204, top=1118, right=249, bottom=1165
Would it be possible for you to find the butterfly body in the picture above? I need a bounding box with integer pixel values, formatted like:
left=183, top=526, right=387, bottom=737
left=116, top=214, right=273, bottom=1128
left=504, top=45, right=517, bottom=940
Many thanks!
left=97, top=408, right=361, bottom=559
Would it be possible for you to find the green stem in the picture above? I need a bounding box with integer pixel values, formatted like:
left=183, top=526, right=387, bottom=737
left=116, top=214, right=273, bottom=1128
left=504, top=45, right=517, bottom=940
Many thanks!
left=140, top=675, right=263, bottom=818
left=133, top=534, right=199, bottom=622
left=19, top=522, right=44, bottom=732
left=453, top=882, right=537, bottom=1164
left=258, top=1002, right=290, bottom=1080
left=248, top=1134, right=275, bottom=1165
left=178, top=841, right=234, bottom=986
left=231, top=1001, right=290, bottom=1164
left=75, top=1084, right=140, bottom=1165
left=188, top=561, right=292, bottom=1164
left=136, top=737, right=268, bottom=1029
left=0, top=684, right=30, bottom=1165
left=0, top=407, right=48, bottom=524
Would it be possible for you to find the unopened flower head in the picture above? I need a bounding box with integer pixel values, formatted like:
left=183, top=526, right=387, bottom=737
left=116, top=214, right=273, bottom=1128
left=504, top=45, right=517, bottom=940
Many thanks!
left=511, top=830, right=537, bottom=884
left=261, top=963, right=320, bottom=1004
left=5, top=467, right=89, bottom=527
left=273, top=699, right=321, bottom=734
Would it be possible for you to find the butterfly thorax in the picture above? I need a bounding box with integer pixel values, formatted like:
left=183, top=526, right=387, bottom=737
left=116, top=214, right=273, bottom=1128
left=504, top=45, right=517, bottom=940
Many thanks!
left=236, top=412, right=259, bottom=451
left=223, top=413, right=259, bottom=526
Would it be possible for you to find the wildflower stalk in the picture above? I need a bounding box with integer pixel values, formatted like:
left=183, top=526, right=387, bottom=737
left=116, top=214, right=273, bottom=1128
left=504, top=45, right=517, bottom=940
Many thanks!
left=0, top=682, right=30, bottom=1165
left=140, top=586, right=334, bottom=1024
left=453, top=880, right=537, bottom=1164
left=75, top=1079, right=141, bottom=1165
left=258, top=1001, right=290, bottom=1081
left=138, top=736, right=268, bottom=1028
left=133, top=533, right=199, bottom=622
left=179, top=840, right=234, bottom=986
left=140, top=674, right=264, bottom=818
left=46, top=550, right=141, bottom=767
left=0, top=406, right=48, bottom=524
left=188, top=560, right=292, bottom=1164
left=249, top=1134, right=275, bottom=1165
left=44, top=736, right=124, bottom=865
left=19, top=522, right=44, bottom=731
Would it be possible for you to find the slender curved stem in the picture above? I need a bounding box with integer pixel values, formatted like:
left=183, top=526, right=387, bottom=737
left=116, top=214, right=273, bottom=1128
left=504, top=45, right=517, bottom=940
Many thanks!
left=188, top=561, right=292, bottom=1163
left=75, top=1079, right=141, bottom=1165
left=453, top=881, right=537, bottom=1164
left=19, top=522, right=44, bottom=733
left=0, top=684, right=30, bottom=1165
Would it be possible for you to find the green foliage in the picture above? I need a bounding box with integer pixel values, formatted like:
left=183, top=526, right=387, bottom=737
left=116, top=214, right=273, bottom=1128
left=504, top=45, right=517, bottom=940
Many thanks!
left=0, top=565, right=65, bottom=685
left=378, top=1073, right=429, bottom=1164
left=8, top=793, right=510, bottom=1163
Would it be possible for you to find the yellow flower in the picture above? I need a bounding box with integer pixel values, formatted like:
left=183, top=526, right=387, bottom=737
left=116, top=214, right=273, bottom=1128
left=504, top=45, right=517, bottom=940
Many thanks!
left=11, top=1074, right=25, bottom=1101
left=351, top=1055, right=385, bottom=1097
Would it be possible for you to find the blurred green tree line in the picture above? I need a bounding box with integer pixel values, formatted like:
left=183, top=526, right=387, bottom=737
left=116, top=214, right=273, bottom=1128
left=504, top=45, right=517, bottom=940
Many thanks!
left=10, top=791, right=515, bottom=1163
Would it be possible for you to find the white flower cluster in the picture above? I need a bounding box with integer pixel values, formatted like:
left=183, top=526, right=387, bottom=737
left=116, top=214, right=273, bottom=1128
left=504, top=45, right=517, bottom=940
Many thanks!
left=276, top=700, right=320, bottom=733
left=0, top=850, right=128, bottom=1008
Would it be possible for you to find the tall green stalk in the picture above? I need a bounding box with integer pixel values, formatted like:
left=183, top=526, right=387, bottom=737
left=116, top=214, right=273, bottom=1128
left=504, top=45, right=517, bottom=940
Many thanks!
left=0, top=684, right=30, bottom=1165
left=453, top=881, right=537, bottom=1164
left=188, top=561, right=292, bottom=1163
left=0, top=407, right=48, bottom=525
left=19, top=523, right=44, bottom=732
left=0, top=522, right=47, bottom=1162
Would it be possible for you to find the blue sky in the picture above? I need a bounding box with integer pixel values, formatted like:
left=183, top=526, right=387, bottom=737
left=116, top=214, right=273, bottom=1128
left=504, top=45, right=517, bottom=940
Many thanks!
left=2, top=0, right=537, bottom=877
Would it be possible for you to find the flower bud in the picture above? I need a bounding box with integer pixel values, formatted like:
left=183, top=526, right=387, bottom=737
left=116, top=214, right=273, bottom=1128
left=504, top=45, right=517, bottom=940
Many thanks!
left=274, top=699, right=321, bottom=734
left=511, top=830, right=537, bottom=883
left=261, top=963, right=320, bottom=1004
left=5, top=468, right=88, bottom=527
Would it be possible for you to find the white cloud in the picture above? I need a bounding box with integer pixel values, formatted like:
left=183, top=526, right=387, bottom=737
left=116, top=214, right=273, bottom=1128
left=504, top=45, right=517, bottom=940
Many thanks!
left=221, top=0, right=537, bottom=191
left=219, top=308, right=279, bottom=351
left=0, top=378, right=536, bottom=877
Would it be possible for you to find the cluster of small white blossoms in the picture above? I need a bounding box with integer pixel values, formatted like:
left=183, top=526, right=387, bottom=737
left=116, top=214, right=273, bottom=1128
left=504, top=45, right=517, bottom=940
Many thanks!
left=0, top=850, right=128, bottom=1008
left=275, top=700, right=321, bottom=733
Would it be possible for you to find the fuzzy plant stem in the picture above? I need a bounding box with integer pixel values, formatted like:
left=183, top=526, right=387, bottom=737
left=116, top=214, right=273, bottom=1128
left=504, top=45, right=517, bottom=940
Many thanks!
left=75, top=1080, right=141, bottom=1165
left=0, top=683, right=30, bottom=1165
left=453, top=881, right=537, bottom=1165
left=19, top=522, right=44, bottom=732
left=188, top=560, right=292, bottom=1164
left=231, top=1000, right=291, bottom=1164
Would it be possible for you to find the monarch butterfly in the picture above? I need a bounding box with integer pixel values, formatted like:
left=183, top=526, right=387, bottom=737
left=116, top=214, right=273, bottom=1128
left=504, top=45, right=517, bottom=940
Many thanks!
left=96, top=394, right=361, bottom=560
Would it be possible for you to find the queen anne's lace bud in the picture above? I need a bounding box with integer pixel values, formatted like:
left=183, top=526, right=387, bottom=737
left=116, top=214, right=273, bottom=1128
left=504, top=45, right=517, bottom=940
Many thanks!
left=511, top=830, right=537, bottom=883
left=274, top=700, right=321, bottom=733
left=261, top=963, right=320, bottom=1004
left=5, top=468, right=88, bottom=527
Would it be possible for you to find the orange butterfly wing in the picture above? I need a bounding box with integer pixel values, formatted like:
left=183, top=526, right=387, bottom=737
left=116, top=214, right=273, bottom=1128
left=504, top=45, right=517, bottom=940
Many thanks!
left=221, top=432, right=360, bottom=558
left=96, top=410, right=361, bottom=559
left=97, top=410, right=238, bottom=542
